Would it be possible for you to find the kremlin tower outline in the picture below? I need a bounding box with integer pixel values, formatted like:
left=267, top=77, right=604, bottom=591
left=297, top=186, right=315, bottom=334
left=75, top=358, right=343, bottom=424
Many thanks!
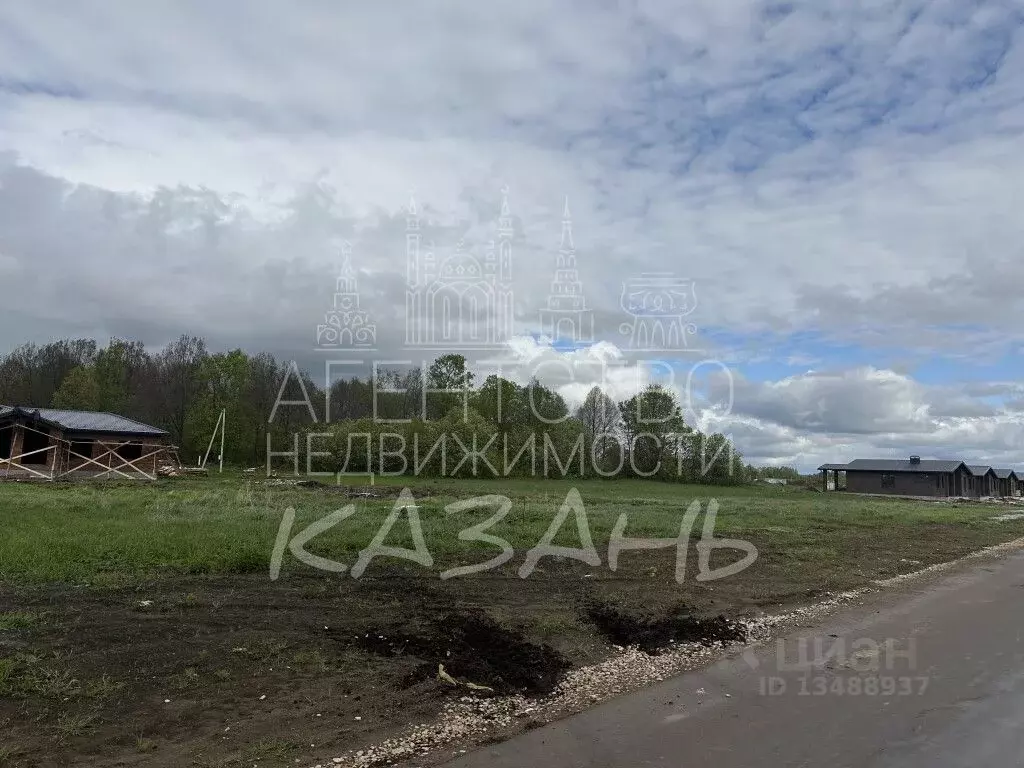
left=315, top=241, right=377, bottom=350
left=538, top=198, right=594, bottom=345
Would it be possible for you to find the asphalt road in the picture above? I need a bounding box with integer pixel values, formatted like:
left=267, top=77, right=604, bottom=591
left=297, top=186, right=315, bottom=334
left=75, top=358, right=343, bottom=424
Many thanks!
left=444, top=548, right=1024, bottom=768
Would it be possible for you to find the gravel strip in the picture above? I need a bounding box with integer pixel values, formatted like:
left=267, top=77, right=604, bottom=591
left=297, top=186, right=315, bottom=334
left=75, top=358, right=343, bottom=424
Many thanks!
left=873, top=535, right=1024, bottom=588
left=305, top=590, right=868, bottom=768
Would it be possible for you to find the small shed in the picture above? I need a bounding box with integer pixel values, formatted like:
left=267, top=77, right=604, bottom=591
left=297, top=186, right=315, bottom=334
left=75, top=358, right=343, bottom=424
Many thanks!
left=993, top=468, right=1020, bottom=498
left=966, top=465, right=999, bottom=497
left=0, top=406, right=177, bottom=481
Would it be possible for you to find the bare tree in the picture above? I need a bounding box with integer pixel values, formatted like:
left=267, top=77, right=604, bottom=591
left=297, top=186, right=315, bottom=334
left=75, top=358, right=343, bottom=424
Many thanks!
left=153, top=335, right=208, bottom=447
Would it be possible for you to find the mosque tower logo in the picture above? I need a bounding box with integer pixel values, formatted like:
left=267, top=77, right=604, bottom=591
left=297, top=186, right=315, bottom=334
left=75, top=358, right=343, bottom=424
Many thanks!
left=404, top=188, right=514, bottom=349
left=538, top=197, right=594, bottom=345
left=315, top=241, right=377, bottom=351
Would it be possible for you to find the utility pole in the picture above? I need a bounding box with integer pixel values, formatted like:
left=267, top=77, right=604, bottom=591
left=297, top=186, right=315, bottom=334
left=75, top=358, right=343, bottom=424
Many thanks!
left=201, top=408, right=227, bottom=473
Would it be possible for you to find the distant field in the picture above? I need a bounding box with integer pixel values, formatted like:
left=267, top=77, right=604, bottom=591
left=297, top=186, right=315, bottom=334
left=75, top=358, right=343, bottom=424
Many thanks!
left=3, top=474, right=1024, bottom=767
left=3, top=472, right=1022, bottom=585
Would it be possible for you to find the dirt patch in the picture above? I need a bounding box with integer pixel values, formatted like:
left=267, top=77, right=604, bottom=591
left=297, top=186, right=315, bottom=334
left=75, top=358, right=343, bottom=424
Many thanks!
left=353, top=609, right=569, bottom=695
left=584, top=600, right=747, bottom=654
left=265, top=479, right=387, bottom=497
left=4, top=515, right=1013, bottom=768
left=0, top=569, right=620, bottom=768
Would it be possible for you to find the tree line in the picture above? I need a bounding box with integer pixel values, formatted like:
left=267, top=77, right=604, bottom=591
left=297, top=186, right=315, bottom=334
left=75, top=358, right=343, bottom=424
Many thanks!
left=0, top=341, right=757, bottom=483
left=0, top=337, right=288, bottom=467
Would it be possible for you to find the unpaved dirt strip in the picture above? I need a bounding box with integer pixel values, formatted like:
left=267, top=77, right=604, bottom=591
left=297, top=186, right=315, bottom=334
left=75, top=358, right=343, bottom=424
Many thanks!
left=306, top=536, right=1024, bottom=768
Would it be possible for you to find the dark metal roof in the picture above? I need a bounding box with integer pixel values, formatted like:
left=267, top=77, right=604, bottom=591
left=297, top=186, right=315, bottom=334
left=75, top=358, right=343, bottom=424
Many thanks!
left=818, top=459, right=967, bottom=473
left=0, top=405, right=168, bottom=436
left=993, top=468, right=1018, bottom=479
left=967, top=465, right=996, bottom=476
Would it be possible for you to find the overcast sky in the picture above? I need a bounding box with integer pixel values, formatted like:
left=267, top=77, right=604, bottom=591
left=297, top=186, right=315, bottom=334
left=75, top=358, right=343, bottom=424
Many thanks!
left=1, top=0, right=1023, bottom=471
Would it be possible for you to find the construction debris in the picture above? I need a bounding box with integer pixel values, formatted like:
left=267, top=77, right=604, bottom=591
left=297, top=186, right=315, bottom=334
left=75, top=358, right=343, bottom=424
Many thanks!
left=438, top=664, right=495, bottom=694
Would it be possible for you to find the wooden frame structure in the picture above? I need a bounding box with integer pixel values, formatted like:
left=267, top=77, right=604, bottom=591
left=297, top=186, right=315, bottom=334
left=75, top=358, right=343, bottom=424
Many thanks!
left=0, top=407, right=179, bottom=482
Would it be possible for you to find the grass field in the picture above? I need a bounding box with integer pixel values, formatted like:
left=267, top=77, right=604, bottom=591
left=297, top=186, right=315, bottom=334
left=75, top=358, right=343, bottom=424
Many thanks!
left=3, top=474, right=1024, bottom=767
left=5, top=473, right=1021, bottom=584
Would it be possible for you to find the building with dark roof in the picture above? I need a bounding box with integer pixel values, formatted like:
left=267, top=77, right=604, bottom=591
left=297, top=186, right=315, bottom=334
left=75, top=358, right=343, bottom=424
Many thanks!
left=817, top=456, right=1019, bottom=498
left=993, top=468, right=1020, bottom=498
left=0, top=405, right=176, bottom=481
left=966, top=465, right=999, bottom=497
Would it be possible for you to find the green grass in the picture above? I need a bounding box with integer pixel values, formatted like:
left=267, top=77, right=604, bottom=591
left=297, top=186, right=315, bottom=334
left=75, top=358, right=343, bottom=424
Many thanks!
left=1, top=472, right=1023, bottom=585
left=54, top=709, right=98, bottom=742
left=0, top=654, right=80, bottom=699
left=291, top=648, right=329, bottom=672
left=4, top=474, right=1024, bottom=768
left=0, top=610, right=43, bottom=629
left=241, top=738, right=300, bottom=764
left=0, top=656, right=16, bottom=693
left=83, top=674, right=124, bottom=701
left=0, top=743, right=21, bottom=762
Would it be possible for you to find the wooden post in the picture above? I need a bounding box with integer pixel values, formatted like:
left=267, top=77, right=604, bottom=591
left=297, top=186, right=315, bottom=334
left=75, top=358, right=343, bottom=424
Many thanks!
left=822, top=469, right=827, bottom=492
left=219, top=410, right=225, bottom=474
left=202, top=409, right=226, bottom=473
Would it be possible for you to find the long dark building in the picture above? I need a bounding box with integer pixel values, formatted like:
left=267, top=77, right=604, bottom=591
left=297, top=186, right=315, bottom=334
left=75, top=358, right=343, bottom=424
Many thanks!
left=818, top=456, right=1020, bottom=498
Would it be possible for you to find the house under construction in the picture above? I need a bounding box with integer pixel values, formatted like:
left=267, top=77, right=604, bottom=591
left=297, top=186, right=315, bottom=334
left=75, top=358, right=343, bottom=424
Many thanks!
left=0, top=406, right=178, bottom=481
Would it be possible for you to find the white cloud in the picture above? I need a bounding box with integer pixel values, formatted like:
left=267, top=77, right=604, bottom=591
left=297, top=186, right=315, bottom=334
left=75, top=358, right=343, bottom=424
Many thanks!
left=701, top=366, right=1024, bottom=470
left=1, top=0, right=1024, bottom=465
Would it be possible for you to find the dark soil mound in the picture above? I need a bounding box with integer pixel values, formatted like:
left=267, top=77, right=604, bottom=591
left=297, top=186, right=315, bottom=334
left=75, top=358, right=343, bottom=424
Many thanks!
left=585, top=601, right=746, bottom=654
left=354, top=609, right=569, bottom=695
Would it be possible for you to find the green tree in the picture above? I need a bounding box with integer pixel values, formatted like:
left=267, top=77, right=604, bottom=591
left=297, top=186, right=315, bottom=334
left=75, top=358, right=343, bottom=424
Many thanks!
left=473, top=375, right=526, bottom=432
left=427, top=354, right=473, bottom=389
left=523, top=378, right=568, bottom=426
left=94, top=339, right=148, bottom=414
left=426, top=354, right=473, bottom=420
left=52, top=365, right=101, bottom=411
left=619, top=385, right=688, bottom=478
left=576, top=386, right=622, bottom=475
left=185, top=349, right=255, bottom=465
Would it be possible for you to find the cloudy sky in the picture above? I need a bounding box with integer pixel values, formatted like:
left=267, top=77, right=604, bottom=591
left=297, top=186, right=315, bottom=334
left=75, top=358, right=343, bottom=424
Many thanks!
left=1, top=0, right=1024, bottom=471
